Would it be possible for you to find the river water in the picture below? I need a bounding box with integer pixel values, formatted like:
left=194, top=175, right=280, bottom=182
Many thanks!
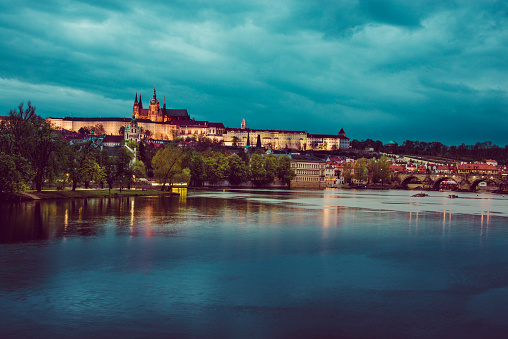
left=1, top=189, right=508, bottom=338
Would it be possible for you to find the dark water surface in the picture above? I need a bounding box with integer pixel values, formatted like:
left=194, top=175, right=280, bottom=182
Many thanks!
left=1, top=189, right=508, bottom=338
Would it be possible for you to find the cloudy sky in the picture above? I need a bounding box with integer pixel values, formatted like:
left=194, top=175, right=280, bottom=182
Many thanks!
left=0, top=0, right=506, bottom=145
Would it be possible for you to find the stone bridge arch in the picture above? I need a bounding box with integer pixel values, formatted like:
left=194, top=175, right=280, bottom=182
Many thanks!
left=469, top=178, right=500, bottom=191
left=400, top=175, right=422, bottom=188
left=431, top=177, right=458, bottom=190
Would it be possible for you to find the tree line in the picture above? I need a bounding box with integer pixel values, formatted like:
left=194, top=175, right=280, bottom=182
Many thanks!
left=150, top=144, right=295, bottom=190
left=341, top=156, right=392, bottom=185
left=352, top=139, right=508, bottom=165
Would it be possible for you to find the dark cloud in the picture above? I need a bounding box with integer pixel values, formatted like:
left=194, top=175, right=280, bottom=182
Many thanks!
left=0, top=0, right=506, bottom=145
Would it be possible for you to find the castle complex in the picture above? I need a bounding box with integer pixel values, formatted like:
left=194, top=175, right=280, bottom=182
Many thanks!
left=46, top=88, right=350, bottom=150
left=132, top=88, right=190, bottom=123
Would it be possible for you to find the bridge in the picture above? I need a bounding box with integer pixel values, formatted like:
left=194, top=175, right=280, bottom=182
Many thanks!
left=392, top=173, right=508, bottom=191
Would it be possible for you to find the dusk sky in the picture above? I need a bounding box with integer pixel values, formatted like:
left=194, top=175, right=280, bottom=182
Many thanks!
left=0, top=0, right=506, bottom=145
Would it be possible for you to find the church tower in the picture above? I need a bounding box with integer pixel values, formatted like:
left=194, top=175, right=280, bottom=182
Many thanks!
left=148, top=87, right=161, bottom=122
left=132, top=93, right=139, bottom=118
left=241, top=117, right=247, bottom=129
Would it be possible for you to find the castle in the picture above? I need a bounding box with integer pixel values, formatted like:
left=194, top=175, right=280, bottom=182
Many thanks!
left=133, top=87, right=190, bottom=122
left=46, top=88, right=350, bottom=150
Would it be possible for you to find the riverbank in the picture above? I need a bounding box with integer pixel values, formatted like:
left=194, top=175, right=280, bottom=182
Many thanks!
left=1, top=189, right=178, bottom=202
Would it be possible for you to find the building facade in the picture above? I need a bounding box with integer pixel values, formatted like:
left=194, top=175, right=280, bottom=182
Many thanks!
left=290, top=154, right=327, bottom=189
left=224, top=119, right=350, bottom=151
left=46, top=92, right=351, bottom=150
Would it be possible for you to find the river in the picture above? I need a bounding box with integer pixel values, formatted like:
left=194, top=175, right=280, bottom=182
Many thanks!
left=1, top=189, right=508, bottom=338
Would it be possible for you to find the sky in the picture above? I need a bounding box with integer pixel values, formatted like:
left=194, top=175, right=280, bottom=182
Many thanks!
left=0, top=0, right=506, bottom=145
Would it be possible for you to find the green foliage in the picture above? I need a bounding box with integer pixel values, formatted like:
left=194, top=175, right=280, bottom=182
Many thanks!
left=227, top=154, right=248, bottom=185
left=354, top=158, right=368, bottom=183
left=231, top=136, right=238, bottom=147
left=249, top=154, right=266, bottom=187
left=101, top=148, right=117, bottom=189
left=189, top=152, right=205, bottom=186
left=0, top=102, right=63, bottom=191
left=126, top=139, right=139, bottom=150
left=367, top=157, right=392, bottom=184
left=116, top=146, right=134, bottom=190
left=152, top=145, right=182, bottom=190
left=132, top=160, right=146, bottom=178
left=264, top=154, right=278, bottom=184
left=276, top=155, right=295, bottom=187
left=173, top=168, right=191, bottom=184
left=204, top=152, right=230, bottom=185
left=342, top=162, right=354, bottom=184
left=367, top=156, right=392, bottom=184
left=0, top=152, right=30, bottom=193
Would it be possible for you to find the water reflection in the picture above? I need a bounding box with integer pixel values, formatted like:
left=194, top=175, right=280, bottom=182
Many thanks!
left=1, top=190, right=508, bottom=338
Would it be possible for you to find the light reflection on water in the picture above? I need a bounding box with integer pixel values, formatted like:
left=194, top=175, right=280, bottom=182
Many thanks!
left=1, top=189, right=508, bottom=338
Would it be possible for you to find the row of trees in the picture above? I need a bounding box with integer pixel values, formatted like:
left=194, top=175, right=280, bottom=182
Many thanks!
left=352, top=139, right=508, bottom=165
left=342, top=157, right=392, bottom=185
left=150, top=145, right=295, bottom=190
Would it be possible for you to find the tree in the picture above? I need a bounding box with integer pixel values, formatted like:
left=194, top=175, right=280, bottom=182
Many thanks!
left=249, top=154, right=266, bottom=187
left=204, top=153, right=229, bottom=185
left=342, top=162, right=354, bottom=184
left=78, top=126, right=91, bottom=134
left=377, top=156, right=392, bottom=185
left=32, top=118, right=59, bottom=191
left=354, top=158, right=368, bottom=183
left=276, top=155, right=295, bottom=187
left=189, top=152, right=205, bottom=186
left=0, top=152, right=30, bottom=194
left=119, top=126, right=125, bottom=135
left=65, top=141, right=97, bottom=191
left=231, top=136, right=239, bottom=147
left=116, top=147, right=134, bottom=190
left=256, top=135, right=262, bottom=148
left=132, top=160, right=146, bottom=179
left=152, top=145, right=182, bottom=190
left=80, top=156, right=104, bottom=188
left=264, top=154, right=278, bottom=184
left=173, top=168, right=191, bottom=184
left=91, top=124, right=106, bottom=135
left=228, top=154, right=248, bottom=185
left=100, top=148, right=116, bottom=189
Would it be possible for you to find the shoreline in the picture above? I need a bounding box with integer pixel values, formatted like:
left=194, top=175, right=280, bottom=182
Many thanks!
left=2, top=185, right=506, bottom=202
left=1, top=189, right=179, bottom=202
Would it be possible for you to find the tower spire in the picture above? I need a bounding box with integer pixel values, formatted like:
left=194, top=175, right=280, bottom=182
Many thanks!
left=152, top=86, right=157, bottom=103
left=163, top=96, right=166, bottom=109
left=134, top=92, right=138, bottom=103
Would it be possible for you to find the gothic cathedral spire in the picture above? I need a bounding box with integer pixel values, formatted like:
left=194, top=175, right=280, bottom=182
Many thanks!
left=152, top=86, right=157, bottom=103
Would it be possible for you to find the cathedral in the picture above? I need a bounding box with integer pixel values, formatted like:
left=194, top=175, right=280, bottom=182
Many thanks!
left=133, top=87, right=191, bottom=123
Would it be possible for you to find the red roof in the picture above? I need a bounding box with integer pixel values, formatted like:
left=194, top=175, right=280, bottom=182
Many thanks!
left=457, top=163, right=497, bottom=171
left=103, top=135, right=124, bottom=143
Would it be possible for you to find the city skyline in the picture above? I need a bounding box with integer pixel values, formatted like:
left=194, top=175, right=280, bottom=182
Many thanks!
left=0, top=1, right=506, bottom=145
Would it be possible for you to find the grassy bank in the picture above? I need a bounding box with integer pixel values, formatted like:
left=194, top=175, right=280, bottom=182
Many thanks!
left=1, top=189, right=178, bottom=202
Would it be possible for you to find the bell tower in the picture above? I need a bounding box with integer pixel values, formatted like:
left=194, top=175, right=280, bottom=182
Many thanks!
left=148, top=87, right=160, bottom=122
left=133, top=93, right=140, bottom=119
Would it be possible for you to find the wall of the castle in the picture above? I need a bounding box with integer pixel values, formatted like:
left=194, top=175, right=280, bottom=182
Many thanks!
left=223, top=130, right=307, bottom=150
left=47, top=118, right=130, bottom=135
left=47, top=118, right=179, bottom=140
